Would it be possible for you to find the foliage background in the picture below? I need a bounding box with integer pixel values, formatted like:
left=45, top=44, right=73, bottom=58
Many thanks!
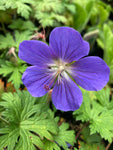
left=0, top=0, right=113, bottom=149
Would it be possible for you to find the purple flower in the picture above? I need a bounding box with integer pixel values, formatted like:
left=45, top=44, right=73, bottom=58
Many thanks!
left=19, top=27, right=110, bottom=111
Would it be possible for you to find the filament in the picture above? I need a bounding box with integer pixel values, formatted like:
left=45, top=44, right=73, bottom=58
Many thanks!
left=44, top=71, right=60, bottom=91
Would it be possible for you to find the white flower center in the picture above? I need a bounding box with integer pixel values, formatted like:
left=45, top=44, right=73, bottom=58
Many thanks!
left=44, top=59, right=72, bottom=91
left=49, top=59, right=71, bottom=81
left=59, top=65, right=65, bottom=71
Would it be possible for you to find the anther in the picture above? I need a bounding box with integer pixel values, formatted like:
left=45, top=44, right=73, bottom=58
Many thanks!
left=44, top=84, right=50, bottom=91
left=44, top=71, right=60, bottom=91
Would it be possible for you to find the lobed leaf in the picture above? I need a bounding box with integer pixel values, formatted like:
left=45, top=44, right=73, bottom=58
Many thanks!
left=74, top=89, right=113, bottom=142
left=0, top=91, right=59, bottom=149
left=8, top=19, right=37, bottom=31
left=0, top=61, right=27, bottom=89
left=44, top=123, right=75, bottom=150
left=79, top=127, right=105, bottom=150
left=0, top=30, right=32, bottom=51
left=1, top=0, right=33, bottom=19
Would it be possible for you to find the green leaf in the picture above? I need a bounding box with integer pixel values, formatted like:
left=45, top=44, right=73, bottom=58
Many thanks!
left=73, top=4, right=87, bottom=32
left=97, top=4, right=110, bottom=24
left=80, top=141, right=105, bottom=150
left=35, top=12, right=66, bottom=28
left=90, top=1, right=111, bottom=26
left=82, top=126, right=102, bottom=144
left=16, top=2, right=31, bottom=19
left=8, top=19, right=37, bottom=31
left=19, top=128, right=36, bottom=150
left=44, top=123, right=75, bottom=150
left=0, top=30, right=32, bottom=51
left=14, top=30, right=32, bottom=51
left=95, top=88, right=112, bottom=109
left=74, top=1, right=93, bottom=32
left=74, top=90, right=113, bottom=142
left=54, top=123, right=75, bottom=149
left=33, top=0, right=73, bottom=27
left=0, top=128, right=20, bottom=150
left=44, top=140, right=60, bottom=150
left=2, top=0, right=33, bottom=19
left=97, top=24, right=113, bottom=81
left=73, top=91, right=97, bottom=122
left=103, top=24, right=113, bottom=64
left=28, top=132, right=44, bottom=150
left=0, top=91, right=59, bottom=149
left=36, top=13, right=54, bottom=27
left=34, top=0, right=64, bottom=14
left=89, top=109, right=113, bottom=142
left=0, top=5, right=5, bottom=10
left=21, top=120, right=55, bottom=141
left=74, top=0, right=111, bottom=31
left=0, top=60, right=27, bottom=89
left=0, top=33, right=15, bottom=49
left=64, top=3, right=76, bottom=14
left=79, top=127, right=105, bottom=150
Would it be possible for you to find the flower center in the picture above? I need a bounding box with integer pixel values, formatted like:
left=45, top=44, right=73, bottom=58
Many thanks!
left=44, top=59, right=73, bottom=91
left=44, top=60, right=66, bottom=91
left=59, top=65, right=65, bottom=71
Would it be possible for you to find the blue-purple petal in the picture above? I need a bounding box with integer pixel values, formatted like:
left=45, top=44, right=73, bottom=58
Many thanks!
left=49, top=27, right=89, bottom=62
left=22, top=66, right=54, bottom=97
left=19, top=40, right=53, bottom=68
left=71, top=56, right=110, bottom=91
left=52, top=76, right=83, bottom=111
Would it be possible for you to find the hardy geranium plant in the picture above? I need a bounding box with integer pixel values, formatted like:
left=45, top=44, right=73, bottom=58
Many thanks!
left=19, top=27, right=110, bottom=111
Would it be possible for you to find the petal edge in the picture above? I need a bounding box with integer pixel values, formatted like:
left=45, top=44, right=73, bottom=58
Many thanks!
left=71, top=56, right=110, bottom=91
left=52, top=76, right=83, bottom=111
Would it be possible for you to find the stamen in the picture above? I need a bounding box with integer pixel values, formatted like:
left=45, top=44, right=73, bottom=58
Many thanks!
left=44, top=84, right=50, bottom=91
left=44, top=71, right=60, bottom=91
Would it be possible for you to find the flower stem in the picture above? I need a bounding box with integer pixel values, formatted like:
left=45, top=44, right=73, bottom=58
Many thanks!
left=83, top=29, right=99, bottom=40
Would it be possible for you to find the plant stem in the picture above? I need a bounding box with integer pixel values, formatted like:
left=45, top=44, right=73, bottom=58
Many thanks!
left=105, top=142, right=112, bottom=150
left=75, top=121, right=89, bottom=140
left=83, top=29, right=99, bottom=40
